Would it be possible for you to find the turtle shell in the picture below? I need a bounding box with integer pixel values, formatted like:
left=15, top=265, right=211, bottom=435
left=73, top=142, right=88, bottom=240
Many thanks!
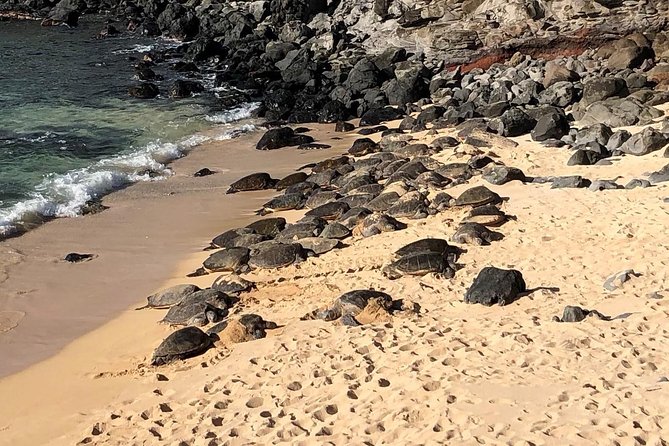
left=312, top=156, right=350, bottom=173
left=211, top=228, right=255, bottom=249
left=161, top=290, right=229, bottom=325
left=297, top=237, right=341, bottom=255
left=395, top=238, right=452, bottom=257
left=454, top=186, right=501, bottom=207
left=248, top=243, right=307, bottom=269
left=337, top=290, right=392, bottom=315
left=140, top=284, right=201, bottom=309
left=276, top=172, right=308, bottom=190
left=305, top=201, right=350, bottom=220
left=383, top=252, right=454, bottom=279
left=306, top=191, right=341, bottom=209
left=462, top=204, right=507, bottom=226
left=227, top=172, right=276, bottom=193
left=366, top=192, right=400, bottom=212
left=203, top=247, right=250, bottom=272
left=212, top=274, right=255, bottom=295
left=151, top=326, right=212, bottom=366
left=320, top=222, right=351, bottom=239
left=276, top=222, right=323, bottom=242
left=387, top=191, right=429, bottom=219
left=246, top=217, right=286, bottom=237
left=261, top=193, right=305, bottom=212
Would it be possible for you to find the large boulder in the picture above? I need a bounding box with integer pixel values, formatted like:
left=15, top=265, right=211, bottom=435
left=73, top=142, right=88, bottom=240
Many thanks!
left=464, top=267, right=526, bottom=306
left=168, top=80, right=204, bottom=99
left=359, top=107, right=405, bottom=126
left=581, top=77, right=627, bottom=106
left=537, top=81, right=579, bottom=107
left=490, top=107, right=536, bottom=137
left=580, top=98, right=663, bottom=127
left=346, top=59, right=381, bottom=94
left=619, top=128, right=668, bottom=156
left=542, top=61, right=579, bottom=88
left=276, top=48, right=316, bottom=86
left=653, top=32, right=669, bottom=61
left=128, top=83, right=159, bottom=99
left=157, top=3, right=199, bottom=40
left=607, top=39, right=651, bottom=70
left=531, top=111, right=569, bottom=141
left=269, top=0, right=328, bottom=23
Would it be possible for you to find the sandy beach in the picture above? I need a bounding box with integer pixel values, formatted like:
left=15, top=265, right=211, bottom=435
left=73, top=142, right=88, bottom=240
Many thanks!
left=1, top=108, right=669, bottom=445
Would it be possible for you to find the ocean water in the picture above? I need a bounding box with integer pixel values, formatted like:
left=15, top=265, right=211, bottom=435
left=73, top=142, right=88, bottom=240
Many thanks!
left=0, top=18, right=257, bottom=239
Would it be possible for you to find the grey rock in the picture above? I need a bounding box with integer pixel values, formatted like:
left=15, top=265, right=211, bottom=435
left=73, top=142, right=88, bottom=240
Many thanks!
left=464, top=267, right=526, bottom=306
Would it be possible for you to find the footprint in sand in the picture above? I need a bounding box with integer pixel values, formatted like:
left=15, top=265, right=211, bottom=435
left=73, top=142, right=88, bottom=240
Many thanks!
left=0, top=311, right=25, bottom=333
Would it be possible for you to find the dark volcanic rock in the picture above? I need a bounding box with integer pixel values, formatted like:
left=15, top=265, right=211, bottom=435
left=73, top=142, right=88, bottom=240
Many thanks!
left=481, top=166, right=526, bottom=185
left=169, top=80, right=204, bottom=99
left=567, top=149, right=607, bottom=166
left=464, top=267, right=526, bottom=306
left=649, top=163, right=669, bottom=185
left=359, top=107, right=405, bottom=126
left=128, top=83, right=159, bottom=99
left=551, top=176, right=591, bottom=189
left=490, top=108, right=536, bottom=137
left=531, top=112, right=569, bottom=141
left=620, top=128, right=668, bottom=156
left=256, top=127, right=314, bottom=150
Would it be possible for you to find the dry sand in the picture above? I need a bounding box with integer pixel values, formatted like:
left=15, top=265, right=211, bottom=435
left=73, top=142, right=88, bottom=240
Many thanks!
left=1, top=112, right=669, bottom=445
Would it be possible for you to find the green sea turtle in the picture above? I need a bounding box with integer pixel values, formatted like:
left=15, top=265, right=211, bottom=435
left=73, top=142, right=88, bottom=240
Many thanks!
left=429, top=192, right=454, bottom=212
left=206, top=314, right=279, bottom=338
left=227, top=172, right=277, bottom=194
left=151, top=326, right=213, bottom=366
left=462, top=205, right=510, bottom=226
left=136, top=284, right=201, bottom=310
left=257, top=193, right=305, bottom=215
left=320, top=222, right=351, bottom=239
left=211, top=274, right=255, bottom=295
left=337, top=207, right=373, bottom=229
left=305, top=290, right=393, bottom=325
left=348, top=184, right=384, bottom=197
left=246, top=217, right=286, bottom=237
left=230, top=233, right=268, bottom=248
left=366, top=192, right=401, bottom=212
left=338, top=193, right=375, bottom=208
left=382, top=252, right=456, bottom=279
left=284, top=181, right=320, bottom=196
left=454, top=186, right=501, bottom=207
left=275, top=221, right=323, bottom=242
left=352, top=213, right=407, bottom=237
left=297, top=237, right=341, bottom=255
left=387, top=191, right=429, bottom=219
left=305, top=191, right=340, bottom=210
left=210, top=227, right=255, bottom=249
left=203, top=247, right=250, bottom=273
left=312, top=156, right=350, bottom=173
left=276, top=172, right=308, bottom=190
left=451, top=223, right=503, bottom=245
left=248, top=243, right=309, bottom=269
left=395, top=238, right=454, bottom=258
left=305, top=201, right=350, bottom=220
left=413, top=171, right=451, bottom=190
left=160, top=289, right=231, bottom=326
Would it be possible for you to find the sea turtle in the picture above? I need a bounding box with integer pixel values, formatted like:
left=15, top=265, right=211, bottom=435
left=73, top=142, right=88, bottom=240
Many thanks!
left=306, top=290, right=393, bottom=324
left=275, top=222, right=323, bottom=242
left=257, top=193, right=305, bottom=215
left=246, top=217, right=286, bottom=237
left=284, top=181, right=320, bottom=196
left=454, top=185, right=501, bottom=207
left=306, top=191, right=341, bottom=209
left=297, top=237, right=341, bottom=255
left=320, top=222, right=351, bottom=239
left=396, top=160, right=429, bottom=179
left=382, top=252, right=456, bottom=279
left=429, top=192, right=454, bottom=212
left=248, top=243, right=309, bottom=269
left=210, top=227, right=255, bottom=249
left=308, top=169, right=338, bottom=187
left=160, top=289, right=231, bottom=326
left=211, top=274, right=256, bottom=295
left=338, top=193, right=375, bottom=208
left=395, top=238, right=454, bottom=258
left=462, top=205, right=509, bottom=226
left=203, top=247, right=250, bottom=273
left=451, top=223, right=503, bottom=245
left=413, top=171, right=451, bottom=190
left=276, top=172, right=308, bottom=190
left=207, top=313, right=279, bottom=338
left=348, top=184, right=384, bottom=197
left=305, top=201, right=350, bottom=220
left=312, top=156, right=350, bottom=173
left=227, top=172, right=277, bottom=194
left=379, top=159, right=409, bottom=179
left=339, top=174, right=375, bottom=194
left=435, top=163, right=472, bottom=180
left=366, top=192, right=401, bottom=212
left=348, top=138, right=380, bottom=156
left=151, top=326, right=213, bottom=366
left=352, top=158, right=383, bottom=170
left=352, top=213, right=407, bottom=237
left=387, top=191, right=429, bottom=219
left=230, top=233, right=268, bottom=248
left=338, top=207, right=373, bottom=229
left=136, top=284, right=201, bottom=310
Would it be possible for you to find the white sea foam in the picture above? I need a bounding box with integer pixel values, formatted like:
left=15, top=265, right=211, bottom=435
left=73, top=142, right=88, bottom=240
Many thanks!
left=0, top=106, right=257, bottom=239
left=205, top=103, right=260, bottom=124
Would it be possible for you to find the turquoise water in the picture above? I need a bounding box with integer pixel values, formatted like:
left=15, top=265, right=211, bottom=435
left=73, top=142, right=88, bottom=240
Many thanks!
left=0, top=18, right=256, bottom=238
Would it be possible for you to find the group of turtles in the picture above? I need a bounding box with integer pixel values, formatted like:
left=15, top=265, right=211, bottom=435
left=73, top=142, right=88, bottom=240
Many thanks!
left=136, top=276, right=278, bottom=366
left=147, top=123, right=526, bottom=365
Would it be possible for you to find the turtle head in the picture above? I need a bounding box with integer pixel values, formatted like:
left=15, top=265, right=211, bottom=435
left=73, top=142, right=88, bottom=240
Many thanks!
left=206, top=308, right=225, bottom=324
